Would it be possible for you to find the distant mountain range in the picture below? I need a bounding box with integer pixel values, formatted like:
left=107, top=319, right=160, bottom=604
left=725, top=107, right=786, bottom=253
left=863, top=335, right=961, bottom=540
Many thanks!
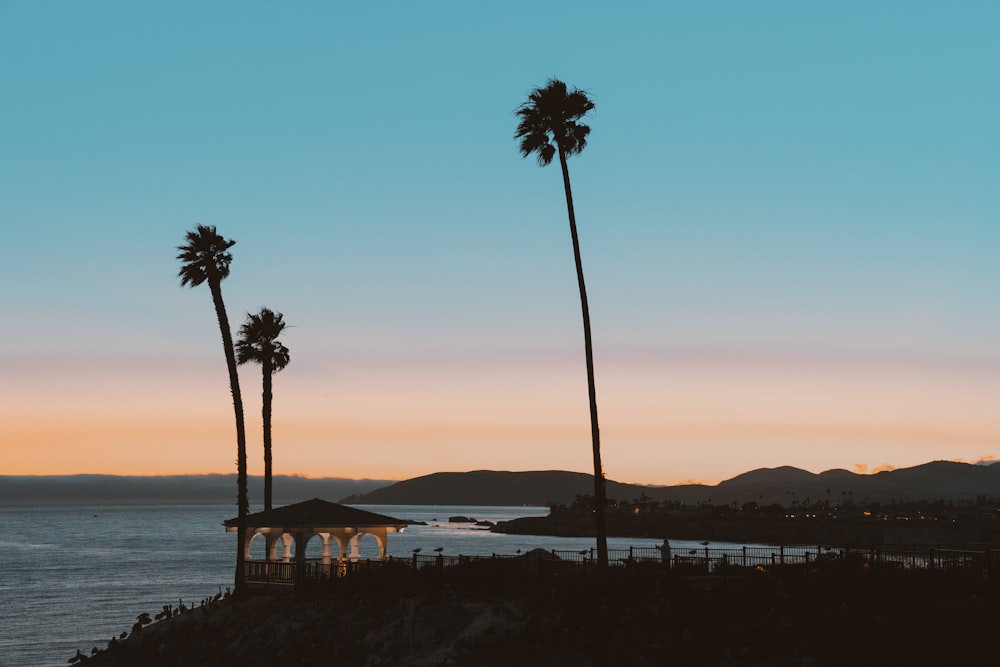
left=4, top=460, right=999, bottom=506
left=341, top=461, right=1000, bottom=507
left=0, top=474, right=390, bottom=506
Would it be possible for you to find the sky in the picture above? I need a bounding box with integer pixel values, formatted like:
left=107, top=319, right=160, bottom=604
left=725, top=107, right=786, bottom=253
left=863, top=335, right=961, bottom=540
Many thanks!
left=2, top=2, right=999, bottom=487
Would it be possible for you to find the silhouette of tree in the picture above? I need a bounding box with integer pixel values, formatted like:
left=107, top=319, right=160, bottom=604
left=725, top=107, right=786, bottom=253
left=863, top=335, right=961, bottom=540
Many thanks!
left=177, top=225, right=249, bottom=594
left=516, top=78, right=608, bottom=568
left=236, top=307, right=290, bottom=512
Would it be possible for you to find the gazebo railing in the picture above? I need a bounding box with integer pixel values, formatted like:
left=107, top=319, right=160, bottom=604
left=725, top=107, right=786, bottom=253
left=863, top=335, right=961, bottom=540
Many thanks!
left=243, top=558, right=392, bottom=586
left=244, top=560, right=296, bottom=584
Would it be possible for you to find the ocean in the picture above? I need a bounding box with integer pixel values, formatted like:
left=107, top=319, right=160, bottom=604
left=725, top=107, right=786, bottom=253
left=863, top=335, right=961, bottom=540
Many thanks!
left=0, top=504, right=730, bottom=667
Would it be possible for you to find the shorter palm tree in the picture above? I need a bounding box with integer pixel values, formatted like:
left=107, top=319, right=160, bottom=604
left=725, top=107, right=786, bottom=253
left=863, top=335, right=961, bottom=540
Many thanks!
left=236, top=307, right=290, bottom=512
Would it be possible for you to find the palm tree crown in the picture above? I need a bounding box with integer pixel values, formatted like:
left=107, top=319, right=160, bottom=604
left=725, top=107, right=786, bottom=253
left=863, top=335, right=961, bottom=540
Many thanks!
left=236, top=308, right=290, bottom=372
left=177, top=225, right=235, bottom=287
left=515, top=78, right=594, bottom=166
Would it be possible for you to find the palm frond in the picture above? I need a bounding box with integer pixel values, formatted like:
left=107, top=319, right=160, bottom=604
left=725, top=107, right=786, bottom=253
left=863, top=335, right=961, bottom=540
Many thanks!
left=177, top=225, right=235, bottom=287
left=514, top=78, right=594, bottom=166
left=236, top=307, right=290, bottom=371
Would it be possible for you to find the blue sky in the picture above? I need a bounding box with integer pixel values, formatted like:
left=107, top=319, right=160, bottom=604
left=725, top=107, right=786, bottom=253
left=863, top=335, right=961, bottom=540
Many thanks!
left=2, top=2, right=999, bottom=485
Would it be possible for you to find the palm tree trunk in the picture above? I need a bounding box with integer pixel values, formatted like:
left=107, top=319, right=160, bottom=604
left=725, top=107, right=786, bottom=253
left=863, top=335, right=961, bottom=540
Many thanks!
left=209, top=278, right=249, bottom=594
left=262, top=359, right=273, bottom=512
left=558, top=148, right=609, bottom=569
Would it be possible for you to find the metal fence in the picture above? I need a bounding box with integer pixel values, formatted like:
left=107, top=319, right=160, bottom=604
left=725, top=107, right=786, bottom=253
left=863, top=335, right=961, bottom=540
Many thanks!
left=243, top=544, right=1000, bottom=589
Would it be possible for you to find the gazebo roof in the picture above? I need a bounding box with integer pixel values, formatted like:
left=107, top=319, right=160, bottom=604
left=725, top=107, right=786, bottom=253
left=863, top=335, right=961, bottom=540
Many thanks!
left=224, top=498, right=408, bottom=530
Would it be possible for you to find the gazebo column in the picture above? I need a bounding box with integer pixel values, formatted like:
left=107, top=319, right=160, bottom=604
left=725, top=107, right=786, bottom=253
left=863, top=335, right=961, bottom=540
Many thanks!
left=280, top=533, right=294, bottom=563
left=381, top=526, right=400, bottom=560
left=318, top=533, right=334, bottom=576
left=329, top=531, right=348, bottom=577
left=243, top=529, right=255, bottom=560
left=348, top=534, right=361, bottom=561
left=374, top=529, right=388, bottom=560
left=319, top=533, right=334, bottom=565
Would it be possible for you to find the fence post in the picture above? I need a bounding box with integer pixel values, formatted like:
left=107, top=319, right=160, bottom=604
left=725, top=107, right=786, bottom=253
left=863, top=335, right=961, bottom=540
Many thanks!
left=780, top=545, right=785, bottom=565
left=742, top=546, right=747, bottom=568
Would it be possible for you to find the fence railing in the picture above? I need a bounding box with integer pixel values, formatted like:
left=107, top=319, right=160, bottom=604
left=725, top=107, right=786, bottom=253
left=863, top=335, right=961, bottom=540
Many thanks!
left=243, top=544, right=1000, bottom=587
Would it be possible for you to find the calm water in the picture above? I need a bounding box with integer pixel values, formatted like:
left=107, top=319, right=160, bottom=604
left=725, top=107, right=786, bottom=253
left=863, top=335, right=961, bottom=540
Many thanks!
left=0, top=504, right=740, bottom=666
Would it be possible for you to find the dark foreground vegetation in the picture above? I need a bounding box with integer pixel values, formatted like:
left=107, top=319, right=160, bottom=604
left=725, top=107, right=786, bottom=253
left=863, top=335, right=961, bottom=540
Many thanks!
left=82, top=558, right=999, bottom=666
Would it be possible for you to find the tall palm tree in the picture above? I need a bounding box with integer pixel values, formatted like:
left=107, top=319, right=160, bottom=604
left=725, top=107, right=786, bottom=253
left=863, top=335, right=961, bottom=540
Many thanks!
left=177, top=224, right=249, bottom=593
left=236, top=307, right=290, bottom=512
left=515, top=78, right=608, bottom=568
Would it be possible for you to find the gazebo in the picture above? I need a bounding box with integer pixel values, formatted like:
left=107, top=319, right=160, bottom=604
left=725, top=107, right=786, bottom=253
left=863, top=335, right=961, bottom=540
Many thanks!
left=224, top=498, right=408, bottom=588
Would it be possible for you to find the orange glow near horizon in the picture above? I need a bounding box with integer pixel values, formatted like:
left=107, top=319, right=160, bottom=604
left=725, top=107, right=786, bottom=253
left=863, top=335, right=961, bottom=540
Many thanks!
left=4, top=349, right=1000, bottom=485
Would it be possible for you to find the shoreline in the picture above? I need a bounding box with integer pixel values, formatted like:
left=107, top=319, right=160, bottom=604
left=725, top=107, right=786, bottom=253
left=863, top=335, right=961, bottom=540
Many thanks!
left=492, top=512, right=1000, bottom=546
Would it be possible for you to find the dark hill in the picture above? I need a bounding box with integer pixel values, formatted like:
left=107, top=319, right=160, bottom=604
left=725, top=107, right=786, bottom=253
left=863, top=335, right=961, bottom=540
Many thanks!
left=338, top=470, right=680, bottom=507
left=342, top=461, right=1000, bottom=507
left=720, top=465, right=818, bottom=488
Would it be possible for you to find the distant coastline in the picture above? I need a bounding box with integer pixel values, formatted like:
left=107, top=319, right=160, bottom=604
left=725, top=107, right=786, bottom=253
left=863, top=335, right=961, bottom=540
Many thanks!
left=0, top=474, right=392, bottom=506
left=4, top=460, right=999, bottom=508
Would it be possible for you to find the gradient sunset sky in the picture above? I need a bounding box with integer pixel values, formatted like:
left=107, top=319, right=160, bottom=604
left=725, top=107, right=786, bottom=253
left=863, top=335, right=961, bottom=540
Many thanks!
left=3, top=2, right=998, bottom=486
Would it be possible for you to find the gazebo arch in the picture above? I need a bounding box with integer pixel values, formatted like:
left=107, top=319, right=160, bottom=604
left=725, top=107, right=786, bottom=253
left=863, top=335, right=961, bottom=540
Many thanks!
left=224, top=498, right=408, bottom=589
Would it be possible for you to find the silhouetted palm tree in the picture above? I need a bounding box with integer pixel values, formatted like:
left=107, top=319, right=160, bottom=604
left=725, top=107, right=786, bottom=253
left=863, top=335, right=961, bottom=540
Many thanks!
left=236, top=307, right=290, bottom=512
left=177, top=224, right=249, bottom=593
left=515, top=78, right=608, bottom=568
